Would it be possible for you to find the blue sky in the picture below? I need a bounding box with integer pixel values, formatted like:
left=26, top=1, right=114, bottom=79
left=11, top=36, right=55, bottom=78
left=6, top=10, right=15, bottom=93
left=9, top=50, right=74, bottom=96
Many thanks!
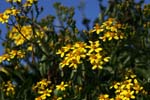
left=0, top=0, right=150, bottom=55
left=0, top=0, right=100, bottom=31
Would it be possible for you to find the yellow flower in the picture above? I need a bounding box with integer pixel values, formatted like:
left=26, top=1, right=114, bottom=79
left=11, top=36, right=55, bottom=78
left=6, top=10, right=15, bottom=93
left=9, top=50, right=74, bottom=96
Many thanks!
left=91, top=61, right=103, bottom=70
left=35, top=96, right=42, bottom=100
left=73, top=49, right=86, bottom=60
left=88, top=53, right=102, bottom=64
left=33, top=79, right=51, bottom=91
left=56, top=81, right=68, bottom=91
left=39, top=79, right=51, bottom=89
left=0, top=7, right=20, bottom=24
left=92, top=23, right=104, bottom=34
left=116, top=23, right=122, bottom=28
left=38, top=88, right=52, bottom=99
left=0, top=54, right=9, bottom=63
left=24, top=0, right=37, bottom=7
left=56, top=44, right=72, bottom=58
left=4, top=8, right=19, bottom=16
left=62, top=44, right=72, bottom=51
left=56, top=48, right=68, bottom=58
left=130, top=74, right=136, bottom=79
left=106, top=31, right=115, bottom=41
left=10, top=8, right=20, bottom=16
left=86, top=41, right=103, bottom=54
left=133, top=79, right=143, bottom=94
left=115, top=95, right=122, bottom=100
left=99, top=36, right=107, bottom=42
left=69, top=58, right=81, bottom=69
left=6, top=0, right=21, bottom=3
left=102, top=21, right=113, bottom=29
left=52, top=96, right=63, bottom=100
left=110, top=26, right=117, bottom=32
left=0, top=13, right=9, bottom=23
left=33, top=79, right=52, bottom=100
left=59, top=58, right=69, bottom=68
left=9, top=50, right=17, bottom=59
left=0, top=50, right=25, bottom=63
left=114, top=35, right=119, bottom=40
left=123, top=90, right=135, bottom=99
left=113, top=82, right=121, bottom=89
left=4, top=9, right=12, bottom=15
left=98, top=94, right=110, bottom=100
left=3, top=81, right=15, bottom=96
left=57, top=97, right=63, bottom=100
left=73, top=42, right=87, bottom=52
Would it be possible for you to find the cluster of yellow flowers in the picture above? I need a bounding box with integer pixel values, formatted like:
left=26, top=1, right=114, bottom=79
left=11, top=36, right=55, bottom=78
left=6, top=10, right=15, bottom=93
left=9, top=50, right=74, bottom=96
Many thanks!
left=32, top=79, right=52, bottom=100
left=56, top=41, right=110, bottom=70
left=87, top=41, right=110, bottom=69
left=1, top=81, right=15, bottom=96
left=110, top=74, right=143, bottom=100
left=6, top=0, right=21, bottom=3
left=56, top=42, right=86, bottom=69
left=24, top=0, right=37, bottom=7
left=91, top=18, right=125, bottom=41
left=0, top=8, right=19, bottom=23
left=9, top=25, right=44, bottom=46
left=33, top=79, right=69, bottom=100
left=6, top=0, right=37, bottom=7
left=0, top=50, right=25, bottom=63
left=0, top=0, right=38, bottom=24
left=98, top=71, right=146, bottom=100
